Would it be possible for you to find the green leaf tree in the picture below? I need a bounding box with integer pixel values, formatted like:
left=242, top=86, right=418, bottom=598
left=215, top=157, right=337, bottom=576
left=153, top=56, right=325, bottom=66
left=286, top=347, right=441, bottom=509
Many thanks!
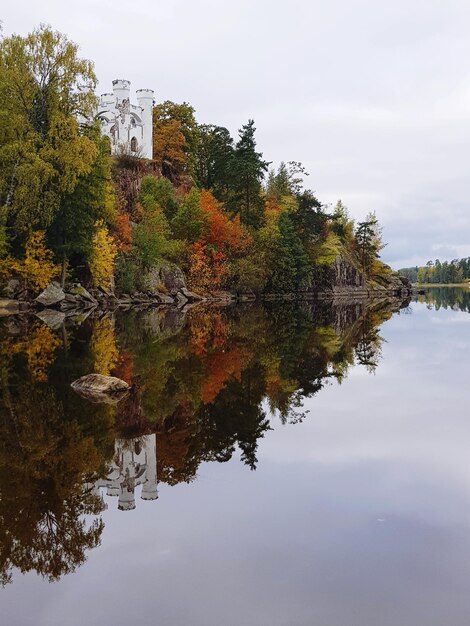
left=194, top=124, right=234, bottom=198
left=0, top=25, right=98, bottom=239
left=48, top=127, right=114, bottom=285
left=355, top=212, right=384, bottom=276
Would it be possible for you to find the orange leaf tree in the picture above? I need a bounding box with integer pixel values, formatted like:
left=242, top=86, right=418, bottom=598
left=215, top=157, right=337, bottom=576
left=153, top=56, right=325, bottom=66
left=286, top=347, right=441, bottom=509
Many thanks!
left=186, top=191, right=250, bottom=292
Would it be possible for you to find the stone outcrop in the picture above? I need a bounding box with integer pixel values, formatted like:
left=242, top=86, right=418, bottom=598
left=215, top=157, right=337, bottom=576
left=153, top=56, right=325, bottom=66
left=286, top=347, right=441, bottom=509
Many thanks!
left=180, top=287, right=204, bottom=301
left=35, top=282, right=66, bottom=307
left=111, top=158, right=161, bottom=220
left=71, top=374, right=130, bottom=404
left=68, top=283, right=98, bottom=304
left=142, top=261, right=187, bottom=295
left=303, top=256, right=412, bottom=300
left=208, top=291, right=236, bottom=302
left=326, top=256, right=364, bottom=290
left=157, top=294, right=175, bottom=305
left=4, top=280, right=21, bottom=299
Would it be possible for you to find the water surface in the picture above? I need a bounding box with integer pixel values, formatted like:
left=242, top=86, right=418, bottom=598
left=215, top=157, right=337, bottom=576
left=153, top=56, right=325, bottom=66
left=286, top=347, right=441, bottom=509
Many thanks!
left=1, top=290, right=470, bottom=625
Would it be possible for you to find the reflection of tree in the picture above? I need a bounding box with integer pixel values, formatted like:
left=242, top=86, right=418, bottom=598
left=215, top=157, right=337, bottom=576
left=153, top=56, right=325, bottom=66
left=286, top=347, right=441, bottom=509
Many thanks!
left=197, top=365, right=271, bottom=470
left=91, top=315, right=119, bottom=375
left=0, top=378, right=109, bottom=585
left=417, top=287, right=470, bottom=313
left=9, top=322, right=60, bottom=382
left=156, top=403, right=199, bottom=485
left=0, top=296, right=400, bottom=586
left=142, top=301, right=391, bottom=481
left=354, top=307, right=391, bottom=373
left=355, top=325, right=383, bottom=373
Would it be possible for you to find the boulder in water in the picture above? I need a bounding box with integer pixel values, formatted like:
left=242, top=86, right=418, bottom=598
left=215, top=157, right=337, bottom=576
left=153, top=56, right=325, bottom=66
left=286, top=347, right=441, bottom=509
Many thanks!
left=71, top=373, right=130, bottom=404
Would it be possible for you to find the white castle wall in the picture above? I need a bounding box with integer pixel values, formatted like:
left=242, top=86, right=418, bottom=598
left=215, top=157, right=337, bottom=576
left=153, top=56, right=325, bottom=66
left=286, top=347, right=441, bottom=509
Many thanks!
left=96, top=79, right=154, bottom=159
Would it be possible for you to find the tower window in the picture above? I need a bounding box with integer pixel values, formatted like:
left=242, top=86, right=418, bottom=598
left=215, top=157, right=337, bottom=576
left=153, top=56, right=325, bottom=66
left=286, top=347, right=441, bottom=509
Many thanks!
left=130, top=136, right=138, bottom=153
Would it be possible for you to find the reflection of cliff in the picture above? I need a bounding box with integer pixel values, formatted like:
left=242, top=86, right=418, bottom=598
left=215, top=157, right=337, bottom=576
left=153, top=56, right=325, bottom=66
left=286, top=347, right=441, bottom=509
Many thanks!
left=94, top=434, right=158, bottom=510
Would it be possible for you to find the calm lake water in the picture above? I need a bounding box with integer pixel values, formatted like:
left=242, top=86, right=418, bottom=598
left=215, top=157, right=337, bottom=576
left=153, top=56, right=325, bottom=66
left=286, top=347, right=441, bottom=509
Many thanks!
left=1, top=287, right=470, bottom=626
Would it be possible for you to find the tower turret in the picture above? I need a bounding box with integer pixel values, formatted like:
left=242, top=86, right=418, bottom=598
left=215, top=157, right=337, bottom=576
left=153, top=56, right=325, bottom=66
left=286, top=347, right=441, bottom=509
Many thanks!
left=113, top=79, right=131, bottom=103
left=100, top=93, right=115, bottom=108
left=136, top=88, right=154, bottom=159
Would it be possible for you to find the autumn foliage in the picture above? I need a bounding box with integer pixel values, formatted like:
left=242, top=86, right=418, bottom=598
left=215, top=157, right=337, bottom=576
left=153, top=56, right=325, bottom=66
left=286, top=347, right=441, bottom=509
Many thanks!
left=0, top=22, right=389, bottom=299
left=91, top=316, right=119, bottom=376
left=89, top=221, right=117, bottom=290
left=2, top=231, right=59, bottom=294
left=185, top=191, right=251, bottom=292
left=10, top=322, right=61, bottom=382
left=114, top=213, right=132, bottom=253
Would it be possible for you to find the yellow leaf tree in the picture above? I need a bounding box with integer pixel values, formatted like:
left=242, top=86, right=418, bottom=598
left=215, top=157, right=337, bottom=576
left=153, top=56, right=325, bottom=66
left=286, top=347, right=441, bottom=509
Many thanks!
left=4, top=231, right=59, bottom=293
left=89, top=220, right=117, bottom=291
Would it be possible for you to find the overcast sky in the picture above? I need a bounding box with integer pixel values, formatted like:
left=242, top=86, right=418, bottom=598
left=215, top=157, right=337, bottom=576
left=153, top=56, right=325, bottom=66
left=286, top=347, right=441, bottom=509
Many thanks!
left=2, top=0, right=470, bottom=268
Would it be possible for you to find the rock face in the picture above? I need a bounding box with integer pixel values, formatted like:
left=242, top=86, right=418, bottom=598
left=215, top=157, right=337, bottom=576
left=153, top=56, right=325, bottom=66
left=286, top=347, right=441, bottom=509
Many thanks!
left=302, top=255, right=412, bottom=299
left=4, top=279, right=21, bottom=299
left=71, top=374, right=130, bottom=404
left=155, top=294, right=174, bottom=305
left=330, top=257, right=364, bottom=288
left=35, top=282, right=66, bottom=307
left=208, top=290, right=236, bottom=302
left=142, top=261, right=186, bottom=295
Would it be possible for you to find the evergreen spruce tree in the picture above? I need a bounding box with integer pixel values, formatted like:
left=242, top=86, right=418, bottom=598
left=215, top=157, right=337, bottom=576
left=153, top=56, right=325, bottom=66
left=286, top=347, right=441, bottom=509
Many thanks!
left=228, top=120, right=269, bottom=229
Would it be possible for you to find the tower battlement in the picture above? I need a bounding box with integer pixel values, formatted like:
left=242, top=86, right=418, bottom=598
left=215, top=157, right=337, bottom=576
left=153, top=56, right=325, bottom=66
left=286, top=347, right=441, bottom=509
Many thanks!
left=97, top=79, right=154, bottom=159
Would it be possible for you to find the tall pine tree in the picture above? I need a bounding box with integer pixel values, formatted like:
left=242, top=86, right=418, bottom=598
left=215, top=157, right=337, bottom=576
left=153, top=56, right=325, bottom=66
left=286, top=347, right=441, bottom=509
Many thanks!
left=228, top=120, right=269, bottom=229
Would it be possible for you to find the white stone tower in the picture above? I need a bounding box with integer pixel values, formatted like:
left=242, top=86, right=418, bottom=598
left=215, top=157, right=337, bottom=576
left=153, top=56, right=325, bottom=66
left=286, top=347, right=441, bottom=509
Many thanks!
left=136, top=89, right=155, bottom=161
left=97, top=79, right=154, bottom=159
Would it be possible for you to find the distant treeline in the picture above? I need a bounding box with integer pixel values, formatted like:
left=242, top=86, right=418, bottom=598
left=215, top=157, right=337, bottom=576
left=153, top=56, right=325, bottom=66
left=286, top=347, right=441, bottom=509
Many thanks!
left=398, top=257, right=470, bottom=285
left=398, top=258, right=470, bottom=284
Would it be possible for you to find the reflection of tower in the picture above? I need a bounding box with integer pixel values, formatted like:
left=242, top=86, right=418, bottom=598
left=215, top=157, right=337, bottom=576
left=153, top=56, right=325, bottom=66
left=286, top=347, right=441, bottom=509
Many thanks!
left=141, top=434, right=158, bottom=500
left=94, top=434, right=158, bottom=510
left=118, top=446, right=136, bottom=511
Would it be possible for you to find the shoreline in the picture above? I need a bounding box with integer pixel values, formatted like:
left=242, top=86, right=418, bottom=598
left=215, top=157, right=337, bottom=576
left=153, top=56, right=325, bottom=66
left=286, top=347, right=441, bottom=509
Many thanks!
left=0, top=285, right=413, bottom=319
left=413, top=283, right=470, bottom=288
